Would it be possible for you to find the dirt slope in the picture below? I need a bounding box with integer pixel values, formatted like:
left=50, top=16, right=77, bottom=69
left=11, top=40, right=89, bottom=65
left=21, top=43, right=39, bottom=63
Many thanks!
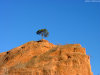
left=0, top=39, right=93, bottom=75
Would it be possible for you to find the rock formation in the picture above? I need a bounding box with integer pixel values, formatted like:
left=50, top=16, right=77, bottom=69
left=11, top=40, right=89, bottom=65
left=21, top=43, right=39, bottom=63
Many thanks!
left=0, top=39, right=93, bottom=75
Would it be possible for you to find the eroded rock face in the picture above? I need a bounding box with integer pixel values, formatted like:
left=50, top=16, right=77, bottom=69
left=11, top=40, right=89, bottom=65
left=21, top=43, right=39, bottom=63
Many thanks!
left=0, top=40, right=93, bottom=75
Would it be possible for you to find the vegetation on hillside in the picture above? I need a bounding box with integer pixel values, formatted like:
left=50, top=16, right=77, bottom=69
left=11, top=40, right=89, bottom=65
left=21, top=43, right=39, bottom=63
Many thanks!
left=36, top=29, right=49, bottom=40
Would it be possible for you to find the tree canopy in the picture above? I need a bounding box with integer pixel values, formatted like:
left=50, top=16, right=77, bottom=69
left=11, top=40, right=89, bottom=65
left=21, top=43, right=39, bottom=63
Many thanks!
left=36, top=29, right=49, bottom=40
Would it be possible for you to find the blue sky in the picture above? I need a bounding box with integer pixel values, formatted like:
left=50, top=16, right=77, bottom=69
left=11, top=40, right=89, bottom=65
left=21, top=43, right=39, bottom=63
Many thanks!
left=0, top=0, right=100, bottom=74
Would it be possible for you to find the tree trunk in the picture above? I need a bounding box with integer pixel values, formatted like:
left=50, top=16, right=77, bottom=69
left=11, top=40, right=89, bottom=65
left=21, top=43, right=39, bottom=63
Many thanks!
left=42, top=33, right=43, bottom=40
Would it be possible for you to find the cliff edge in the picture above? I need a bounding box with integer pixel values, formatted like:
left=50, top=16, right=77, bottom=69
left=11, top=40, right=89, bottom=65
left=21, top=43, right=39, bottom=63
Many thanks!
left=0, top=39, right=93, bottom=75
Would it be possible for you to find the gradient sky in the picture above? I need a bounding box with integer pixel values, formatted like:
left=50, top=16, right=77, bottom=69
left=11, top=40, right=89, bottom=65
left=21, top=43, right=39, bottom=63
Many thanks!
left=0, top=0, right=100, bottom=75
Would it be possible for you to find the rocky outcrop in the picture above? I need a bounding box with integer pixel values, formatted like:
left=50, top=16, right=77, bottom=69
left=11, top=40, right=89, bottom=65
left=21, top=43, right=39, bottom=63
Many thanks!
left=0, top=39, right=93, bottom=75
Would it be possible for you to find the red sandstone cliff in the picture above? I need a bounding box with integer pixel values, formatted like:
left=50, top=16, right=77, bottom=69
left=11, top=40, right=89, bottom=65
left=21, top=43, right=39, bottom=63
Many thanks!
left=0, top=39, right=93, bottom=75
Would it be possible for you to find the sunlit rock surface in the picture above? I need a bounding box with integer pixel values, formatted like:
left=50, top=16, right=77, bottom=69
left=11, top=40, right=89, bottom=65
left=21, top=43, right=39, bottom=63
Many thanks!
left=0, top=39, right=93, bottom=75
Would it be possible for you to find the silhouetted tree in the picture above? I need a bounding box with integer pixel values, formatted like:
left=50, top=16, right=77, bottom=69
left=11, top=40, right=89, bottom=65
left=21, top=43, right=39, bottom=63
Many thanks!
left=36, top=29, right=49, bottom=40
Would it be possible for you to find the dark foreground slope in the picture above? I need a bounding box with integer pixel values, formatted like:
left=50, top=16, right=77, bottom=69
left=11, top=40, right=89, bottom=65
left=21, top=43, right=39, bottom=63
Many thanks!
left=0, top=40, right=93, bottom=75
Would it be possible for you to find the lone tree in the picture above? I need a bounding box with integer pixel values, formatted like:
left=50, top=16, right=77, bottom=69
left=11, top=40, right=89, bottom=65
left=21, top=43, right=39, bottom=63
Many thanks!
left=36, top=29, right=49, bottom=40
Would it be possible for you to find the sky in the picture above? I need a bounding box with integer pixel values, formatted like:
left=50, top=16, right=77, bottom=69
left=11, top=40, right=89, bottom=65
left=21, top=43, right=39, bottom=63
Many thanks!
left=0, top=0, right=100, bottom=74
